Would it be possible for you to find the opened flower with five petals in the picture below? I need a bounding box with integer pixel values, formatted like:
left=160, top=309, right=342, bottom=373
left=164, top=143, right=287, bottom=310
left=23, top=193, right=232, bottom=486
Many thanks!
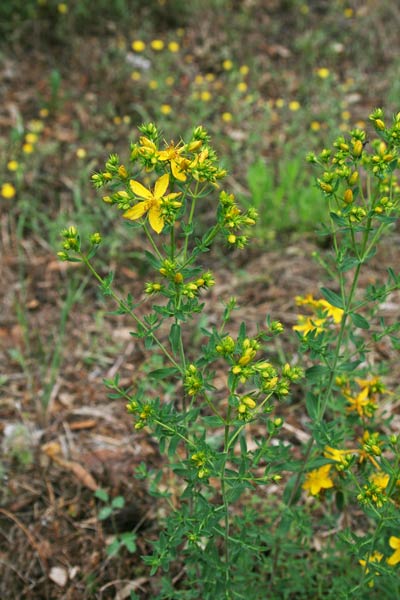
left=123, top=173, right=181, bottom=234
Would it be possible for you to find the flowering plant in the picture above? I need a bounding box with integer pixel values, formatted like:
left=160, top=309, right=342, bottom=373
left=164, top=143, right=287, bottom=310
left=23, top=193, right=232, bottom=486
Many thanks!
left=59, top=112, right=400, bottom=598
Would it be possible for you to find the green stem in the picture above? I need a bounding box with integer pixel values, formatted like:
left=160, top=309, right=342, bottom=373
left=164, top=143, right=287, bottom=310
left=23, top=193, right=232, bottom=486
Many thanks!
left=80, top=254, right=180, bottom=371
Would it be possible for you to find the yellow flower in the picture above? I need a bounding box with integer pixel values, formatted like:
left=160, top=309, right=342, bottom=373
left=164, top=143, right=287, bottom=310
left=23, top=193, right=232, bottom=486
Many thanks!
left=237, top=82, right=248, bottom=92
left=310, top=121, right=321, bottom=131
left=293, top=316, right=326, bottom=336
left=222, top=59, right=233, bottom=70
left=275, top=98, right=285, bottom=108
left=205, top=73, right=215, bottom=82
left=160, top=104, right=172, bottom=115
left=57, top=3, right=68, bottom=14
left=158, top=142, right=187, bottom=181
left=239, top=64, right=249, bottom=76
left=25, top=133, right=38, bottom=144
left=149, top=80, right=158, bottom=90
left=39, top=108, right=49, bottom=118
left=346, top=386, right=377, bottom=418
left=319, top=300, right=344, bottom=324
left=387, top=536, right=400, bottom=566
left=123, top=174, right=181, bottom=234
left=222, top=112, right=233, bottom=122
left=344, top=7, right=354, bottom=18
left=76, top=148, right=87, bottom=159
left=289, top=100, right=301, bottom=111
left=23, top=143, right=34, bottom=154
left=132, top=40, right=146, bottom=52
left=165, top=76, right=175, bottom=86
left=151, top=39, right=164, bottom=51
left=359, top=551, right=383, bottom=586
left=303, top=464, right=334, bottom=496
left=317, top=67, right=330, bottom=79
left=324, top=446, right=353, bottom=464
left=369, top=472, right=389, bottom=490
left=131, top=71, right=141, bottom=81
left=168, top=41, right=180, bottom=53
left=7, top=160, right=19, bottom=171
left=1, top=182, right=16, bottom=199
left=200, top=91, right=212, bottom=102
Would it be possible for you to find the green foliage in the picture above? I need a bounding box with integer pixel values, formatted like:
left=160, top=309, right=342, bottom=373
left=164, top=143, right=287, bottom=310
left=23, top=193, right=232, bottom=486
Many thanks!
left=59, top=111, right=400, bottom=597
left=243, top=154, right=326, bottom=240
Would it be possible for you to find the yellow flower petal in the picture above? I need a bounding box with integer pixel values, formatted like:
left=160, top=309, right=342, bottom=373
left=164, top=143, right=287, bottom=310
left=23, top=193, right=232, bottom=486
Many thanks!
left=130, top=179, right=153, bottom=199
left=154, top=173, right=170, bottom=199
left=123, top=201, right=149, bottom=220
left=148, top=204, right=164, bottom=233
left=171, top=160, right=186, bottom=181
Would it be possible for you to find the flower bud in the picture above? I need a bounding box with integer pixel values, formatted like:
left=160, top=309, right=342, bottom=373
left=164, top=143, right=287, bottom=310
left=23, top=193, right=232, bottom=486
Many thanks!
left=344, top=188, right=353, bottom=204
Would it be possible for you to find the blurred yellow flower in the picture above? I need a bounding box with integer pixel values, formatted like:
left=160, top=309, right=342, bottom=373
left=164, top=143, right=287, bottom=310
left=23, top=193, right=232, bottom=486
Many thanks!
left=7, top=160, right=19, bottom=171
left=293, top=316, right=326, bottom=336
left=237, top=82, right=248, bottom=92
left=151, top=39, right=164, bottom=51
left=310, top=121, right=321, bottom=131
left=344, top=7, right=354, bottom=18
left=317, top=67, right=330, bottom=79
left=222, top=112, right=233, bottom=122
left=1, top=183, right=16, bottom=199
left=165, top=76, right=175, bottom=86
left=289, top=100, right=301, bottom=111
left=239, top=65, right=249, bottom=76
left=39, top=108, right=49, bottom=118
left=200, top=91, right=212, bottom=102
left=132, top=40, right=145, bottom=52
left=205, top=73, right=216, bottom=82
left=25, top=133, right=38, bottom=144
left=76, top=148, right=87, bottom=159
left=275, top=98, right=285, bottom=108
left=149, top=80, right=158, bottom=90
left=369, top=472, right=389, bottom=490
left=160, top=104, right=172, bottom=115
left=131, top=71, right=141, bottom=81
left=168, top=41, right=180, bottom=53
left=222, top=59, right=233, bottom=70
left=23, top=143, right=34, bottom=154
left=387, top=536, right=400, bottom=566
left=57, top=3, right=68, bottom=14
left=194, top=74, right=204, bottom=85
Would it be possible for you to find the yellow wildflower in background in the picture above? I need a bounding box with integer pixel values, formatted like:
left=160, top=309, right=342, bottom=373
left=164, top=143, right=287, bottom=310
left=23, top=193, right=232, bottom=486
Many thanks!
left=160, top=104, right=172, bottom=115
left=23, top=143, right=34, bottom=154
left=222, top=112, right=233, bottom=122
left=387, top=536, right=400, bottom=566
left=345, top=387, right=378, bottom=418
left=151, top=39, right=164, bottom=51
left=132, top=40, right=146, bottom=52
left=222, top=59, right=233, bottom=70
left=131, top=71, right=141, bottom=81
left=25, top=133, right=38, bottom=144
left=200, top=91, right=212, bottom=102
left=168, top=41, right=180, bottom=53
left=239, top=65, right=249, bottom=76
left=7, top=160, right=19, bottom=171
left=149, top=80, right=158, bottom=90
left=237, top=82, right=248, bottom=92
left=310, top=121, right=321, bottom=131
left=1, top=183, right=16, bottom=199
left=317, top=68, right=330, bottom=79
left=76, top=148, right=87, bottom=159
left=289, top=100, right=301, bottom=111
left=123, top=174, right=181, bottom=234
left=275, top=98, right=285, bottom=108
left=57, top=3, right=68, bottom=14
left=303, top=464, right=334, bottom=496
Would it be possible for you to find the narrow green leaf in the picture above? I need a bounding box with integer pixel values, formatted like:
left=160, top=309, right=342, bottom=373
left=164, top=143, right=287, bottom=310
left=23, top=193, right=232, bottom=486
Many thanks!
left=320, top=287, right=344, bottom=309
left=350, top=312, right=370, bottom=330
left=169, top=323, right=181, bottom=355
